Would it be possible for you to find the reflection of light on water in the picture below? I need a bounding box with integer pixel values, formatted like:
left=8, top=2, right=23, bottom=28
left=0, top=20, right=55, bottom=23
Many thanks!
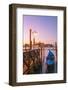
left=42, top=48, right=57, bottom=73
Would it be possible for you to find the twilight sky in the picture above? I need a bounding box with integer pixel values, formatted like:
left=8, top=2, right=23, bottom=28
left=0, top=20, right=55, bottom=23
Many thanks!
left=23, top=15, right=57, bottom=44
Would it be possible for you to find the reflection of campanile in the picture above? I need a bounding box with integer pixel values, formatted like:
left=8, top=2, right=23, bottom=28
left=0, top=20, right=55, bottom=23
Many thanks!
left=29, top=29, right=32, bottom=50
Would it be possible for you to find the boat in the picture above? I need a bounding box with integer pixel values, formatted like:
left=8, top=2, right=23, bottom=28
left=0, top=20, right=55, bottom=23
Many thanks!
left=46, top=50, right=55, bottom=73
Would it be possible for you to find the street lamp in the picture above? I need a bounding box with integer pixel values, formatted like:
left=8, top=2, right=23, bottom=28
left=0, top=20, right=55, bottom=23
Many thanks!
left=32, top=31, right=38, bottom=49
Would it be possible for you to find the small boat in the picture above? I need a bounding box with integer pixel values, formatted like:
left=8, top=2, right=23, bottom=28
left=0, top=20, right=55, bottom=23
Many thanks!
left=46, top=50, right=55, bottom=73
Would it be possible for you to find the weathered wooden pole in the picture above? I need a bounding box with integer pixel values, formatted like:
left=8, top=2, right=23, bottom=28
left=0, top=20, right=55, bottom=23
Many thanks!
left=29, top=29, right=32, bottom=50
left=33, top=38, right=35, bottom=48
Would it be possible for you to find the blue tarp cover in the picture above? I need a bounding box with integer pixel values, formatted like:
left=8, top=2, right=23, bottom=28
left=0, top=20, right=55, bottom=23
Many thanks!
left=46, top=50, right=55, bottom=65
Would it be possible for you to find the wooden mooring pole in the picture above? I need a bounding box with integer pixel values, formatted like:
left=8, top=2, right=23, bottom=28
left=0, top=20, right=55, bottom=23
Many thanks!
left=29, top=29, right=32, bottom=50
